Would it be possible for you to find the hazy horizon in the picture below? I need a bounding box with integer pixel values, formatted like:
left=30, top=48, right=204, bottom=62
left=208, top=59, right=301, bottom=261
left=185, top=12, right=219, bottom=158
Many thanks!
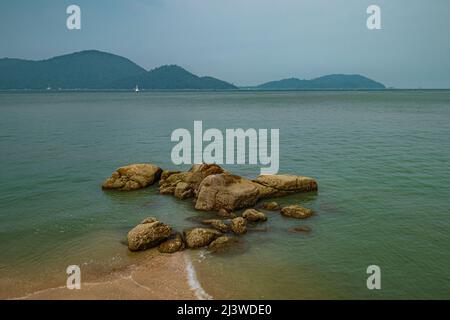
left=1, top=0, right=449, bottom=88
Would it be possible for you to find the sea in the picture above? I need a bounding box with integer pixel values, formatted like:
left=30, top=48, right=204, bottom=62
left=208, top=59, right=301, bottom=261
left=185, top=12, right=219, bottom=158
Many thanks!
left=0, top=90, right=449, bottom=299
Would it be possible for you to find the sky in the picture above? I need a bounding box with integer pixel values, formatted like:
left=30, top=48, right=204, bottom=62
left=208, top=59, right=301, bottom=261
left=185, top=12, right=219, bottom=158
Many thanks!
left=1, top=0, right=449, bottom=88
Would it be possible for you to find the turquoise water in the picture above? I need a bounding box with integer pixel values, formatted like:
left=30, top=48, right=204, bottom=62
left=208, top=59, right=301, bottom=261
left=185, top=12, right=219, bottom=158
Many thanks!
left=0, top=91, right=449, bottom=299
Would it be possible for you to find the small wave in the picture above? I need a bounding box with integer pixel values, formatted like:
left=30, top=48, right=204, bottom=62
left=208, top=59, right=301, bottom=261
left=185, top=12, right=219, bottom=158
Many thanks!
left=184, top=254, right=213, bottom=300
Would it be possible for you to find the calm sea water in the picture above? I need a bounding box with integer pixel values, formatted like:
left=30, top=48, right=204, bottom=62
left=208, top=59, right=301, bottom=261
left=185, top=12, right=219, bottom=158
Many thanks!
left=0, top=91, right=449, bottom=299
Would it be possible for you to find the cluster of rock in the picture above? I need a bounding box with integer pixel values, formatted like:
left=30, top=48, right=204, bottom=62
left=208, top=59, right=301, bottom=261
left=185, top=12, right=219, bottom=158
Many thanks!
left=102, top=163, right=318, bottom=253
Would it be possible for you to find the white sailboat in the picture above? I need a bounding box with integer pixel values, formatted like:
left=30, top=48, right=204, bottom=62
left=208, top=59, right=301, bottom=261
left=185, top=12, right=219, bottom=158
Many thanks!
left=134, top=85, right=140, bottom=93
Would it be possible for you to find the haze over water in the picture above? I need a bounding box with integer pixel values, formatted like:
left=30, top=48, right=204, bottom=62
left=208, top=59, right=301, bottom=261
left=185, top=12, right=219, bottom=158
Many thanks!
left=0, top=90, right=449, bottom=299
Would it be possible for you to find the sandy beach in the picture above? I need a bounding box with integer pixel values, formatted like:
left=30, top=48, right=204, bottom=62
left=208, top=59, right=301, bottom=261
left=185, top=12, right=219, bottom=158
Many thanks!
left=13, top=252, right=199, bottom=300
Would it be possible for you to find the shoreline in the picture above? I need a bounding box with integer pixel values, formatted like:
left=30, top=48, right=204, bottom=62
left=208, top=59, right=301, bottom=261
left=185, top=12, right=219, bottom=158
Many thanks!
left=11, top=252, right=205, bottom=300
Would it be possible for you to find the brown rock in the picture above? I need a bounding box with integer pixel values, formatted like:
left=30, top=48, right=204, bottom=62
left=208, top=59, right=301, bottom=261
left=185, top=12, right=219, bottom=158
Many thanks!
left=102, top=164, right=162, bottom=191
left=184, top=228, right=222, bottom=248
left=160, top=170, right=181, bottom=181
left=281, top=205, right=314, bottom=219
left=208, top=236, right=238, bottom=253
left=262, top=201, right=280, bottom=211
left=174, top=182, right=193, bottom=199
left=231, top=217, right=247, bottom=235
left=253, top=174, right=318, bottom=198
left=141, top=217, right=158, bottom=224
left=202, top=219, right=230, bottom=233
left=158, top=233, right=185, bottom=253
left=242, top=209, right=267, bottom=222
left=127, top=220, right=172, bottom=251
left=159, top=164, right=224, bottom=199
left=195, top=174, right=260, bottom=212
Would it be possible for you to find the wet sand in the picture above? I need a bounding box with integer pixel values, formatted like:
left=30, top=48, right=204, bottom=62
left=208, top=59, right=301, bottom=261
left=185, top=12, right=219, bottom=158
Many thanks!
left=13, top=252, right=198, bottom=300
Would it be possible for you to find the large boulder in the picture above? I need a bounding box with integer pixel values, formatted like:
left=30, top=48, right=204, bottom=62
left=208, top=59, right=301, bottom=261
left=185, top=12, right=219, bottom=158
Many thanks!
left=184, top=228, right=222, bottom=249
left=242, top=209, right=267, bottom=222
left=159, top=164, right=225, bottom=199
left=158, top=233, right=185, bottom=253
left=254, top=174, right=318, bottom=198
left=127, top=220, right=172, bottom=251
left=195, top=174, right=260, bottom=212
left=280, top=205, right=314, bottom=219
left=102, top=164, right=162, bottom=191
left=231, top=217, right=247, bottom=235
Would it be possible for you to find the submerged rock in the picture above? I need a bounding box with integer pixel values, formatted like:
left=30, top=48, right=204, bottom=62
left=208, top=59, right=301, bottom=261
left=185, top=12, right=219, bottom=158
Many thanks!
left=288, top=226, right=312, bottom=233
left=208, top=236, right=238, bottom=253
left=248, top=226, right=269, bottom=233
left=102, top=164, right=162, bottom=191
left=242, top=209, right=267, bottom=222
left=217, top=208, right=237, bottom=218
left=127, top=220, right=172, bottom=251
left=202, top=219, right=230, bottom=233
left=184, top=228, right=222, bottom=249
left=262, top=201, right=281, bottom=211
left=159, top=164, right=225, bottom=199
left=231, top=217, right=247, bottom=235
left=281, top=205, right=314, bottom=219
left=195, top=174, right=260, bottom=212
left=158, top=233, right=185, bottom=253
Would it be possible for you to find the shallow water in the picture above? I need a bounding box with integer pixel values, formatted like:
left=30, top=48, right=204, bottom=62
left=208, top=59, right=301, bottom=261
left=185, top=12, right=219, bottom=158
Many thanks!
left=0, top=91, right=449, bottom=299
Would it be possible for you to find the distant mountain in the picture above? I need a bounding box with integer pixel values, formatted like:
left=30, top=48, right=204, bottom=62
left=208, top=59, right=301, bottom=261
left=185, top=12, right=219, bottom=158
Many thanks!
left=258, top=74, right=385, bottom=90
left=0, top=50, right=236, bottom=90
left=0, top=50, right=146, bottom=89
left=113, top=65, right=237, bottom=90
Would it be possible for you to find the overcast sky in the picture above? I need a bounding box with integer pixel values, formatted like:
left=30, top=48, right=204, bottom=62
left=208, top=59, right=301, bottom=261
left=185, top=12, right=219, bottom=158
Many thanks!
left=1, top=0, right=449, bottom=88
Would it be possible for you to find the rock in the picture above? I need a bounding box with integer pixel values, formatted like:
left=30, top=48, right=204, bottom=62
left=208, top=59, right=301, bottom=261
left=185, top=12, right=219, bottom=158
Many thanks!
left=230, top=217, right=247, bottom=235
left=127, top=220, right=172, bottom=251
left=202, top=219, right=230, bottom=233
left=194, top=169, right=318, bottom=212
left=262, top=201, right=280, bottom=211
left=248, top=226, right=269, bottom=232
left=288, top=226, right=312, bottom=233
left=280, top=205, right=314, bottom=219
left=160, top=170, right=181, bottom=181
left=102, top=164, right=162, bottom=191
left=174, top=182, right=193, bottom=199
left=208, top=236, right=238, bottom=253
left=184, top=228, right=222, bottom=248
left=253, top=175, right=318, bottom=198
left=185, top=215, right=206, bottom=224
left=159, top=164, right=225, bottom=199
left=242, top=209, right=267, bottom=222
left=195, top=174, right=260, bottom=212
left=217, top=208, right=237, bottom=218
left=140, top=217, right=158, bottom=224
left=158, top=233, right=185, bottom=253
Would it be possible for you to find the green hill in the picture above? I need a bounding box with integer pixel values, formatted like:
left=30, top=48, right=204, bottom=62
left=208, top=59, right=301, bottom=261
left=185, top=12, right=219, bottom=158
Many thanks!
left=113, top=65, right=237, bottom=90
left=258, top=74, right=385, bottom=90
left=0, top=50, right=236, bottom=90
left=0, top=50, right=146, bottom=89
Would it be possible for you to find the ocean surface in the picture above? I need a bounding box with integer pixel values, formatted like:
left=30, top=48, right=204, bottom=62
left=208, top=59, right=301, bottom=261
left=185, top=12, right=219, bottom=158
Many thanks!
left=0, top=90, right=449, bottom=299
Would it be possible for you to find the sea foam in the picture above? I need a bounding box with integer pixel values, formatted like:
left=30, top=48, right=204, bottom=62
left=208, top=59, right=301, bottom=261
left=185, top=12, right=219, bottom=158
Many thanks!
left=184, top=253, right=213, bottom=300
